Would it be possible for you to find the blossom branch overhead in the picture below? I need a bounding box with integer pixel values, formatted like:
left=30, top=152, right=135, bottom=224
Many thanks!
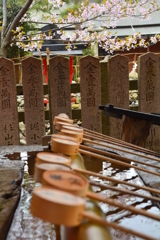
left=10, top=0, right=160, bottom=53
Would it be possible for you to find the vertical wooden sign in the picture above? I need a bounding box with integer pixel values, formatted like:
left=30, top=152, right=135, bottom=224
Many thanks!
left=49, top=56, right=71, bottom=133
left=22, top=57, right=45, bottom=145
left=80, top=56, right=101, bottom=132
left=0, top=58, right=19, bottom=146
left=108, top=54, right=129, bottom=139
left=138, top=53, right=160, bottom=152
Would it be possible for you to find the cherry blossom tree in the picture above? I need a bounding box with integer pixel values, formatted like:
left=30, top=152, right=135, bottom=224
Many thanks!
left=1, top=0, right=160, bottom=57
left=1, top=0, right=33, bottom=57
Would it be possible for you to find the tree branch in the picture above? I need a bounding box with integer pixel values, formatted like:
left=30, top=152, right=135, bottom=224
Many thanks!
left=4, top=0, right=33, bottom=47
left=2, top=0, right=7, bottom=39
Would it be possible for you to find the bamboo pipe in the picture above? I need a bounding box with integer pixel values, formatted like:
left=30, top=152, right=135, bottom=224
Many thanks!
left=74, top=168, right=160, bottom=196
left=79, top=148, right=160, bottom=177
left=84, top=128, right=160, bottom=157
left=82, top=137, right=160, bottom=164
left=80, top=144, right=160, bottom=170
left=31, top=187, right=157, bottom=240
left=42, top=170, right=160, bottom=222
left=89, top=180, right=160, bottom=204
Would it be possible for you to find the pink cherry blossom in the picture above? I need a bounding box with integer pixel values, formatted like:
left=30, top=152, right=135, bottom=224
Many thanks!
left=8, top=0, right=160, bottom=54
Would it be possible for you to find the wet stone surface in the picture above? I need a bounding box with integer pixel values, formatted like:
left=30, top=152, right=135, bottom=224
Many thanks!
left=7, top=172, right=57, bottom=240
left=0, top=159, right=24, bottom=240
left=0, top=145, right=48, bottom=240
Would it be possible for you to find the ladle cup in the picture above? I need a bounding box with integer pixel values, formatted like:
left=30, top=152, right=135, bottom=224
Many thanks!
left=41, top=169, right=160, bottom=222
left=30, top=187, right=157, bottom=240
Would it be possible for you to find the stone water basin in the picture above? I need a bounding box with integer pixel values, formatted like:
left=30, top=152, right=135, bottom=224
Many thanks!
left=0, top=145, right=159, bottom=240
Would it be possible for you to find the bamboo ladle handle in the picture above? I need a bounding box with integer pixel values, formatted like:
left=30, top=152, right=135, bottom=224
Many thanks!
left=42, top=170, right=160, bottom=222
left=49, top=136, right=160, bottom=195
left=34, top=160, right=160, bottom=203
left=89, top=180, right=160, bottom=204
left=83, top=128, right=160, bottom=157
left=86, top=191, right=160, bottom=222
left=78, top=148, right=160, bottom=177
left=74, top=168, right=160, bottom=195
left=82, top=137, right=160, bottom=163
left=50, top=137, right=160, bottom=177
left=80, top=144, right=160, bottom=170
left=82, top=211, right=157, bottom=240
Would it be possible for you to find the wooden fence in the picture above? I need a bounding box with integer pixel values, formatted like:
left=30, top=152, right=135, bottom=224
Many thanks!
left=0, top=53, right=159, bottom=152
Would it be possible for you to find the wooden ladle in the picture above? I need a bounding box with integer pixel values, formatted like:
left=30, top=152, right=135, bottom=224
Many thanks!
left=41, top=170, right=160, bottom=222
left=33, top=160, right=160, bottom=203
left=30, top=187, right=158, bottom=240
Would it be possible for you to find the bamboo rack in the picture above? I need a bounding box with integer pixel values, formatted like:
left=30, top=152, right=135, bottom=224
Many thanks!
left=80, top=144, right=160, bottom=170
left=49, top=117, right=160, bottom=240
left=83, top=128, right=160, bottom=157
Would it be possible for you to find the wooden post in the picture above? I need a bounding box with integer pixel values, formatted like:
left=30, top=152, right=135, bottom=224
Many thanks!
left=121, top=116, right=152, bottom=147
